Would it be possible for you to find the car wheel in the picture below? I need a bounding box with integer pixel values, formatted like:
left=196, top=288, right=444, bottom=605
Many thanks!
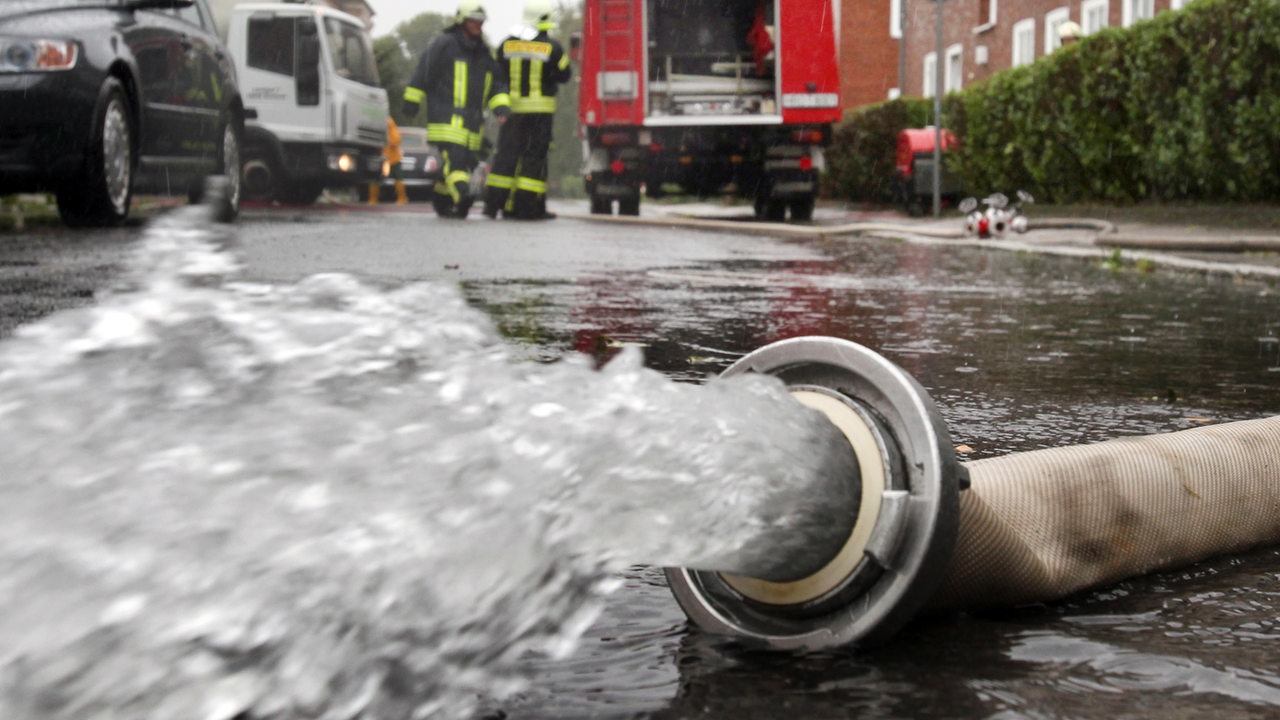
left=58, top=78, right=133, bottom=227
left=214, top=121, right=242, bottom=221
left=194, top=121, right=242, bottom=221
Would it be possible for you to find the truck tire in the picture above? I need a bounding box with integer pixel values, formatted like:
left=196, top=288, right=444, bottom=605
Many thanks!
left=58, top=78, right=133, bottom=228
left=789, top=195, right=815, bottom=222
left=618, top=192, right=640, bottom=216
left=754, top=194, right=786, bottom=222
left=277, top=182, right=324, bottom=206
left=241, top=148, right=279, bottom=204
left=590, top=195, right=612, bottom=215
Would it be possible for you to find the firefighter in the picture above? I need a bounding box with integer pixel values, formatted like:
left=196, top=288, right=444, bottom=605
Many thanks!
left=402, top=0, right=511, bottom=219
left=482, top=0, right=572, bottom=220
left=1057, top=21, right=1082, bottom=47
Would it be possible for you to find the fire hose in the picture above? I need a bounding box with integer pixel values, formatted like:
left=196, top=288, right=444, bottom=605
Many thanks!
left=666, top=336, right=1280, bottom=651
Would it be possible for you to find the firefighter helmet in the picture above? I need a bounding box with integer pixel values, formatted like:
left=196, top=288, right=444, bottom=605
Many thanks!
left=455, top=0, right=487, bottom=23
left=523, top=0, right=554, bottom=27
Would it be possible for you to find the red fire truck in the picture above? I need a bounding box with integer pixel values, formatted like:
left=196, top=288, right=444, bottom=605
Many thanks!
left=576, top=0, right=841, bottom=220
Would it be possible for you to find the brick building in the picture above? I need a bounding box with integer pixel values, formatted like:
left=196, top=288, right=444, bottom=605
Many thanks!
left=834, top=0, right=1197, bottom=110
left=894, top=0, right=1194, bottom=100
left=839, top=0, right=904, bottom=109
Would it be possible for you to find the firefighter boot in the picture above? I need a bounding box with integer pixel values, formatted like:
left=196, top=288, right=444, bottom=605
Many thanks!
left=482, top=185, right=504, bottom=218
left=394, top=180, right=408, bottom=205
left=367, top=183, right=380, bottom=204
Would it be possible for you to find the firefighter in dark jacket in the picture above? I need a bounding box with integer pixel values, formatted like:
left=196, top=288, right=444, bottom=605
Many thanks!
left=402, top=0, right=511, bottom=219
left=482, top=0, right=571, bottom=220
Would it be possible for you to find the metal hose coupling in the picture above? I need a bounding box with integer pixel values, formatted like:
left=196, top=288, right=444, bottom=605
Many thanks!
left=665, top=337, right=966, bottom=650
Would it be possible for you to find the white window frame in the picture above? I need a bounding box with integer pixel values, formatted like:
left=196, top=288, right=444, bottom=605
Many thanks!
left=891, top=0, right=902, bottom=39
left=945, top=43, right=963, bottom=93
left=1123, top=0, right=1154, bottom=27
left=1170, top=0, right=1187, bottom=8
left=1082, top=0, right=1109, bottom=34
left=1011, top=18, right=1036, bottom=67
left=975, top=0, right=999, bottom=32
left=923, top=52, right=938, bottom=98
left=1044, top=7, right=1070, bottom=52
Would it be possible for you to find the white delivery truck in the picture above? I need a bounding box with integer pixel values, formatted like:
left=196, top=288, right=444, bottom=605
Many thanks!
left=210, top=1, right=388, bottom=205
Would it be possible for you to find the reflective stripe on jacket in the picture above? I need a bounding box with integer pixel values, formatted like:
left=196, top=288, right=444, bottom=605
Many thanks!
left=497, top=29, right=571, bottom=114
left=403, top=26, right=510, bottom=146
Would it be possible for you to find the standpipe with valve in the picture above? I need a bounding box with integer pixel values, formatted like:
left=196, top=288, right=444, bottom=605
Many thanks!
left=666, top=336, right=1280, bottom=651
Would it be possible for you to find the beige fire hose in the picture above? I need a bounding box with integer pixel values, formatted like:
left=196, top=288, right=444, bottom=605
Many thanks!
left=933, top=415, right=1280, bottom=610
left=667, top=338, right=1280, bottom=650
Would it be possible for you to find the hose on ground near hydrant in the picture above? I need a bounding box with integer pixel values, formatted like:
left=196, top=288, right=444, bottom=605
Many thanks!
left=666, top=337, right=1280, bottom=650
left=932, top=415, right=1280, bottom=610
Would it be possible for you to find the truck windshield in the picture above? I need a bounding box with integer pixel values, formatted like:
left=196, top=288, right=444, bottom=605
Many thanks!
left=324, top=16, right=379, bottom=87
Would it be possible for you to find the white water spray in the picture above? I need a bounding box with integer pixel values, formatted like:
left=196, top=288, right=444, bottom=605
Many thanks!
left=0, top=206, right=855, bottom=720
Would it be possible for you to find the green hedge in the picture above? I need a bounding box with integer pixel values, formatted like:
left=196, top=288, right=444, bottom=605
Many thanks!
left=827, top=0, right=1280, bottom=204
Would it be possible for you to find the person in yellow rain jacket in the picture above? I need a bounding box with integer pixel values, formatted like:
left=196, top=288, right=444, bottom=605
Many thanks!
left=482, top=0, right=571, bottom=220
left=402, top=0, right=511, bottom=219
left=369, top=117, right=407, bottom=205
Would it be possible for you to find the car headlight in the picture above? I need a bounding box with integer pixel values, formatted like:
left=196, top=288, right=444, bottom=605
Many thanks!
left=0, top=38, right=78, bottom=72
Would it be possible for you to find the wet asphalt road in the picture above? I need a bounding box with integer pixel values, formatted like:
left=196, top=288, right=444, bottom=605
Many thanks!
left=232, top=202, right=819, bottom=285
left=0, top=223, right=139, bottom=338
left=4, top=200, right=1280, bottom=719
left=0, top=201, right=822, bottom=335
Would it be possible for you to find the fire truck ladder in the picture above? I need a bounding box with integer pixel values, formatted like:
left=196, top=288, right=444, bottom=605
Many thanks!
left=598, top=0, right=638, bottom=124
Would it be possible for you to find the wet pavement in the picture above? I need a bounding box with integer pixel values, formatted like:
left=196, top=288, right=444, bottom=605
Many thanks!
left=577, top=200, right=1280, bottom=281
left=1, top=198, right=1279, bottom=719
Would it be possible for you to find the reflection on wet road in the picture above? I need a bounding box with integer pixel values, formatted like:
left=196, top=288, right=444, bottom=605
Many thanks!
left=452, top=220, right=1280, bottom=720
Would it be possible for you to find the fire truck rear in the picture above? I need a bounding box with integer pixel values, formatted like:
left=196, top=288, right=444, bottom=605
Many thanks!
left=577, top=0, right=841, bottom=220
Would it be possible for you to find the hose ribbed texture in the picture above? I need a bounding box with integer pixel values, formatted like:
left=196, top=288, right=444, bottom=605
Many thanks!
left=931, top=416, right=1280, bottom=610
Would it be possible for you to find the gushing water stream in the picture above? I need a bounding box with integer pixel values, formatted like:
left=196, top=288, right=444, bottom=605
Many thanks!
left=0, top=207, right=855, bottom=720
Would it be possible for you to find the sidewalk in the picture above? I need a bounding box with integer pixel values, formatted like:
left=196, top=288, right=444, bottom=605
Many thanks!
left=874, top=214, right=1280, bottom=281
left=569, top=200, right=1280, bottom=282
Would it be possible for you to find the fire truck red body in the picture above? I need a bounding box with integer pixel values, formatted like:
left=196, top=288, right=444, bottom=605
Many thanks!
left=577, top=0, right=841, bottom=219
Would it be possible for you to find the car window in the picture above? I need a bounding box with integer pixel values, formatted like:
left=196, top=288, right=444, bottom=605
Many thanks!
left=169, top=1, right=209, bottom=32
left=323, top=16, right=379, bottom=87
